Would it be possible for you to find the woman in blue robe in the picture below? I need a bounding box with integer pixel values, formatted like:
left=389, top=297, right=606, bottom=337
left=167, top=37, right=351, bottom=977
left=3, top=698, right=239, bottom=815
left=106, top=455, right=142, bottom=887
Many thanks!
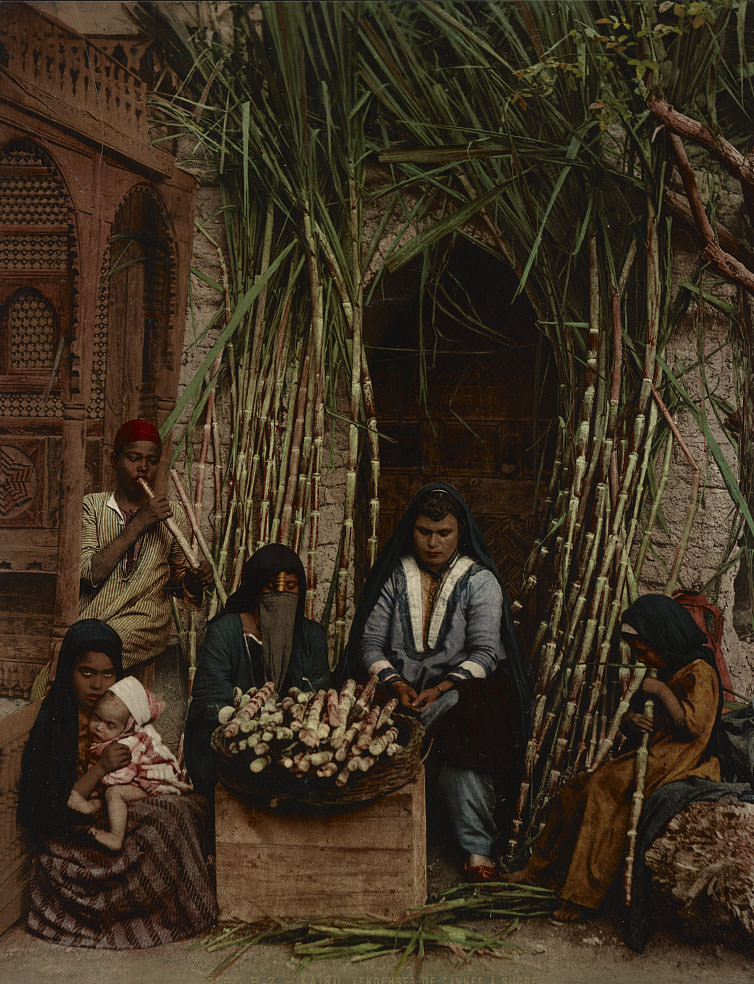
left=347, top=484, right=529, bottom=881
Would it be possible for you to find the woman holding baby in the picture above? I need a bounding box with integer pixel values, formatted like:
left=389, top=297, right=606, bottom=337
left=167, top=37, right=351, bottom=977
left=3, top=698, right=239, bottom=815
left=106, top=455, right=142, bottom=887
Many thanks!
left=18, top=618, right=218, bottom=948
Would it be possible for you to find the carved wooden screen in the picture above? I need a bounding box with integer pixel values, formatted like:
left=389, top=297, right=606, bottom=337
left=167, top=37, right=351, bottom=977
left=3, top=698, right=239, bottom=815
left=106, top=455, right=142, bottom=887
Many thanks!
left=0, top=139, right=76, bottom=695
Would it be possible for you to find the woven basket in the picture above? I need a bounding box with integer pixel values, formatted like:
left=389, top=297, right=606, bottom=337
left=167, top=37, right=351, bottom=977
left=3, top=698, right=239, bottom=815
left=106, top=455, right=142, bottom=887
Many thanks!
left=211, top=711, right=425, bottom=810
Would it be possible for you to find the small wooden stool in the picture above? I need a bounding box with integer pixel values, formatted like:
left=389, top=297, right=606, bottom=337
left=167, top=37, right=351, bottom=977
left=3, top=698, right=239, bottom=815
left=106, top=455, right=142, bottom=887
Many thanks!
left=215, top=766, right=426, bottom=921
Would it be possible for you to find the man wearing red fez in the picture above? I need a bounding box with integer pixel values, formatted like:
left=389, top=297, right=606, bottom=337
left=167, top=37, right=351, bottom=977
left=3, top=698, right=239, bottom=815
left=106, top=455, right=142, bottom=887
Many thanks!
left=31, top=420, right=211, bottom=696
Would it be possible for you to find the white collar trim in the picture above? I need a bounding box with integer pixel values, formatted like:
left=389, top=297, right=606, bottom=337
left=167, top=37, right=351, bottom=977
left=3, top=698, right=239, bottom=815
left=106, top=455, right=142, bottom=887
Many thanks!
left=400, top=554, right=473, bottom=651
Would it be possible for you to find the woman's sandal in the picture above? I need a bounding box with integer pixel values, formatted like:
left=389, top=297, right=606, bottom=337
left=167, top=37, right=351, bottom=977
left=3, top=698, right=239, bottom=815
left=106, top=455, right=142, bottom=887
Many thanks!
left=464, top=861, right=503, bottom=883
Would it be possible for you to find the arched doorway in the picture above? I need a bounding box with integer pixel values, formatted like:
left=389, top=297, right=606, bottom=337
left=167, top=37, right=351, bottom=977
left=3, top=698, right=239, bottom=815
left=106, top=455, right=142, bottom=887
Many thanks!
left=361, top=242, right=557, bottom=607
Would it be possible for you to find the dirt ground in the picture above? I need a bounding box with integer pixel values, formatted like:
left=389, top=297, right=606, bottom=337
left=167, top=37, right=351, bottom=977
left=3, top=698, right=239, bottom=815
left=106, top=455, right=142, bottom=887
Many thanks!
left=2, top=908, right=753, bottom=984
left=3, top=831, right=752, bottom=984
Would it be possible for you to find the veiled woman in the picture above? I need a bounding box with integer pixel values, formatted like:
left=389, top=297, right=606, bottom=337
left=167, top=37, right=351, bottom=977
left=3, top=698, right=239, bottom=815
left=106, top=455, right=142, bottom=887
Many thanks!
left=347, top=483, right=530, bottom=882
left=18, top=618, right=217, bottom=948
left=185, top=543, right=331, bottom=797
left=506, top=593, right=721, bottom=921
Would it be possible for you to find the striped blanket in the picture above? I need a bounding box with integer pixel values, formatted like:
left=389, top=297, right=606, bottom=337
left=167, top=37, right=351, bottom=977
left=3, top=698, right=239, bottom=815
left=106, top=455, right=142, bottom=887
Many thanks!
left=28, top=794, right=218, bottom=949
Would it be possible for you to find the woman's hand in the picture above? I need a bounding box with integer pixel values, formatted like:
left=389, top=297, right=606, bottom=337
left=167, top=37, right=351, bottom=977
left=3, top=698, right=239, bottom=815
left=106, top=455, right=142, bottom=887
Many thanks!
left=622, top=710, right=655, bottom=734
left=411, top=687, right=440, bottom=711
left=95, top=741, right=131, bottom=774
left=391, top=679, right=418, bottom=710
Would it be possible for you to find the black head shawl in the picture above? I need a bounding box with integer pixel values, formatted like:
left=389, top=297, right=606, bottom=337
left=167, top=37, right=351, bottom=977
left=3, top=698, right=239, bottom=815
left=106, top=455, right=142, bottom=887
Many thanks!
left=621, top=593, right=723, bottom=725
left=18, top=619, right=123, bottom=840
left=222, top=543, right=307, bottom=627
left=343, top=483, right=531, bottom=728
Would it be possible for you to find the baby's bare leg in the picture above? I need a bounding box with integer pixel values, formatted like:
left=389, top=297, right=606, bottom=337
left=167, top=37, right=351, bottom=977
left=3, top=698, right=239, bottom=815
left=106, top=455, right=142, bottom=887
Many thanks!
left=91, top=784, right=148, bottom=851
left=67, top=789, right=102, bottom=815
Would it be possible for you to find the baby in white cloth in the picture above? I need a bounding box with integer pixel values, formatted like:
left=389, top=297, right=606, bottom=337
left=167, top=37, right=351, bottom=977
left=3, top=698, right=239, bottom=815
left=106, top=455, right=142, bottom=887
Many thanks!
left=68, top=676, right=191, bottom=850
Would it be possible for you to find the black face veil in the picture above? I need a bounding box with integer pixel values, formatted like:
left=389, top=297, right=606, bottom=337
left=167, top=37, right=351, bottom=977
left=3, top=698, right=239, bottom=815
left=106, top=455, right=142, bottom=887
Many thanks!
left=223, top=543, right=308, bottom=690
left=258, top=591, right=298, bottom=689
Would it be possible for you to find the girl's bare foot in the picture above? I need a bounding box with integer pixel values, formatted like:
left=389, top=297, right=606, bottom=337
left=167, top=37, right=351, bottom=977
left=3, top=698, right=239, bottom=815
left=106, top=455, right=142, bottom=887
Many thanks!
left=553, top=901, right=591, bottom=922
left=90, top=828, right=123, bottom=851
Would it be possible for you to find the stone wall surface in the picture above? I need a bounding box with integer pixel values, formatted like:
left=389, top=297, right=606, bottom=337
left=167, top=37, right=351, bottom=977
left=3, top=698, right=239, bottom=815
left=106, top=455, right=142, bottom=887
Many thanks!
left=637, top=240, right=752, bottom=697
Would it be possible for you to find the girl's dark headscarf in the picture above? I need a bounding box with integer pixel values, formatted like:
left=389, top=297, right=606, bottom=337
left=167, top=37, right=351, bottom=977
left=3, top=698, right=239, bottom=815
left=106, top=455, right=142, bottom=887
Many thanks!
left=222, top=543, right=307, bottom=626
left=18, top=619, right=123, bottom=840
left=622, top=593, right=723, bottom=724
left=622, top=594, right=716, bottom=677
left=344, top=482, right=530, bottom=731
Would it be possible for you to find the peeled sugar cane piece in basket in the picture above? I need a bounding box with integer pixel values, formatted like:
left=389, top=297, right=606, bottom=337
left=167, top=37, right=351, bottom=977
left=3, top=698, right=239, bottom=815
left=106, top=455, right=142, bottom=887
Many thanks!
left=335, top=766, right=351, bottom=787
left=352, top=676, right=377, bottom=720
left=334, top=740, right=350, bottom=763
left=326, top=688, right=340, bottom=727
left=369, top=726, right=399, bottom=757
left=356, top=705, right=381, bottom=750
left=304, top=750, right=334, bottom=769
left=289, top=703, right=307, bottom=722
left=293, top=755, right=311, bottom=774
left=376, top=698, right=398, bottom=730
left=218, top=705, right=236, bottom=725
left=337, top=679, right=356, bottom=729
left=300, top=689, right=327, bottom=746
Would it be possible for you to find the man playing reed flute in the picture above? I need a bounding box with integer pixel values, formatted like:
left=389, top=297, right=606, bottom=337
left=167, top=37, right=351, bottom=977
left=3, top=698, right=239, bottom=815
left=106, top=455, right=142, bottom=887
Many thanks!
left=32, top=419, right=212, bottom=697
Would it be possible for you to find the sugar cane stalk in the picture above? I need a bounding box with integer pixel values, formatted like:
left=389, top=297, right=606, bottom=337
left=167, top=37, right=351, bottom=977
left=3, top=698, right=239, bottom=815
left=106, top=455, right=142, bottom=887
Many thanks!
left=625, top=665, right=657, bottom=906
left=136, top=478, right=200, bottom=570
left=169, top=469, right=227, bottom=604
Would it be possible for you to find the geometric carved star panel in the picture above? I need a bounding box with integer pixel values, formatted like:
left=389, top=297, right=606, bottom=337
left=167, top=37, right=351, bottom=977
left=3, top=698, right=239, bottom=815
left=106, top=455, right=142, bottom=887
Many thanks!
left=0, top=440, right=45, bottom=527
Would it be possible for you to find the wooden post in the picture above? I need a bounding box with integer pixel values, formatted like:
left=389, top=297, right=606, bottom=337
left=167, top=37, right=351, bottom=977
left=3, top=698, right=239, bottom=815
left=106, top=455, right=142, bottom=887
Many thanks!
left=49, top=406, right=87, bottom=680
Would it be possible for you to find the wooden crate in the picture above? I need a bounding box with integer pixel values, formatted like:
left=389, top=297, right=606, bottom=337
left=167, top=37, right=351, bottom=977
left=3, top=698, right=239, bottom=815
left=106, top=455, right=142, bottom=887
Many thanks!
left=0, top=699, right=40, bottom=935
left=215, top=766, right=426, bottom=921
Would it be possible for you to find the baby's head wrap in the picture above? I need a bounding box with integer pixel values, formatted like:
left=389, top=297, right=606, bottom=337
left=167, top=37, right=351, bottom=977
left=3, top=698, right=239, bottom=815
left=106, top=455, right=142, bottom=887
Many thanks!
left=107, top=676, right=165, bottom=727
